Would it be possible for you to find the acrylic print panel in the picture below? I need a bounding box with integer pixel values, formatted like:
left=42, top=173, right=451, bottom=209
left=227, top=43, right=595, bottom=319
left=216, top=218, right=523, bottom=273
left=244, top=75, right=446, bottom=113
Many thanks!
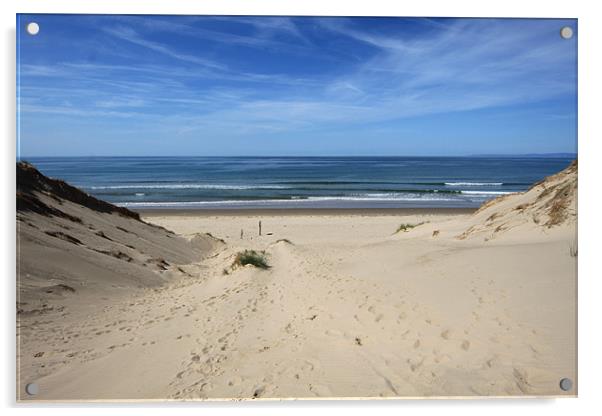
left=16, top=15, right=577, bottom=401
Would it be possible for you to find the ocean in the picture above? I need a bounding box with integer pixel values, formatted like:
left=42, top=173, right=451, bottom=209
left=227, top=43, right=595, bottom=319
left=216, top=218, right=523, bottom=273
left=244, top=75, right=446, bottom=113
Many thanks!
left=25, top=156, right=574, bottom=210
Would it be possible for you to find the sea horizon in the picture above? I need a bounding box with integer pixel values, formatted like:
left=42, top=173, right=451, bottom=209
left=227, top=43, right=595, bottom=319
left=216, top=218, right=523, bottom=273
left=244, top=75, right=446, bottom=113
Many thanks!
left=18, top=153, right=577, bottom=159
left=22, top=156, right=575, bottom=210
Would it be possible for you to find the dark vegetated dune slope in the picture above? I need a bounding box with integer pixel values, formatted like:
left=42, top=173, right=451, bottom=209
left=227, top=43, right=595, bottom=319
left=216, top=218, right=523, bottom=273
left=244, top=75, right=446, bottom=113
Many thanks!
left=17, top=161, right=223, bottom=314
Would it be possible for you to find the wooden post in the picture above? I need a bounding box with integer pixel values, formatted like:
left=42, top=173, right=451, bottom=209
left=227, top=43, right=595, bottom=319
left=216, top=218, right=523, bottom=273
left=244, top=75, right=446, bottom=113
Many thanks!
left=259, top=220, right=262, bottom=236
left=240, top=229, right=243, bottom=239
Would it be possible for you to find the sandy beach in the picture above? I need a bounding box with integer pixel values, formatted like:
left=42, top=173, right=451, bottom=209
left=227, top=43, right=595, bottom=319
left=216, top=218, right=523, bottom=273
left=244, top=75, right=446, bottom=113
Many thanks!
left=16, top=162, right=577, bottom=400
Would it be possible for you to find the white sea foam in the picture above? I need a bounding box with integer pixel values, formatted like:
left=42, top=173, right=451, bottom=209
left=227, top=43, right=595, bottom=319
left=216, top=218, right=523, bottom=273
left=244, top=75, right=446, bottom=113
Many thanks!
left=460, top=191, right=513, bottom=195
left=118, top=194, right=460, bottom=208
left=445, top=182, right=504, bottom=186
left=305, top=195, right=458, bottom=202
left=89, top=184, right=289, bottom=190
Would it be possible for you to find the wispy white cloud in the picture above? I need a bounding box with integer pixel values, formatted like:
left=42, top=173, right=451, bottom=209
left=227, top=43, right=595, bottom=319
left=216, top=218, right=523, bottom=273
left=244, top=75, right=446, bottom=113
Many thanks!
left=20, top=104, right=147, bottom=119
left=201, top=16, right=310, bottom=44
left=103, top=25, right=227, bottom=70
left=169, top=19, right=576, bottom=135
left=20, top=17, right=576, bottom=143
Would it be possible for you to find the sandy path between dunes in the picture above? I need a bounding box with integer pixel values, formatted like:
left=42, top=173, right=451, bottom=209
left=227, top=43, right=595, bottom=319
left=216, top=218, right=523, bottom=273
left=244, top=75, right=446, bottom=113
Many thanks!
left=17, top=213, right=576, bottom=400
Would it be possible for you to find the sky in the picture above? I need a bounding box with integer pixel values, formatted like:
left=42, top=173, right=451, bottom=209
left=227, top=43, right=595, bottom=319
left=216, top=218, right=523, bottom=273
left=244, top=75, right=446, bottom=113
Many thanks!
left=17, top=15, right=577, bottom=157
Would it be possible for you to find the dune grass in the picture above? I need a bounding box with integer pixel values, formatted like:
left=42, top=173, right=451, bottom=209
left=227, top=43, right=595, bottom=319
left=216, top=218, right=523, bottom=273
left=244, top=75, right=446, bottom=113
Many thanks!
left=232, top=250, right=270, bottom=269
left=395, top=222, right=425, bottom=233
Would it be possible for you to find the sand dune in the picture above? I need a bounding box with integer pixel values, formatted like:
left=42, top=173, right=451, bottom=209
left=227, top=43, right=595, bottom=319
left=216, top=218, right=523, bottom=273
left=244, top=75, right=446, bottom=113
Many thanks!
left=457, top=159, right=577, bottom=241
left=17, top=161, right=577, bottom=400
left=17, top=161, right=224, bottom=393
left=17, top=162, right=222, bottom=307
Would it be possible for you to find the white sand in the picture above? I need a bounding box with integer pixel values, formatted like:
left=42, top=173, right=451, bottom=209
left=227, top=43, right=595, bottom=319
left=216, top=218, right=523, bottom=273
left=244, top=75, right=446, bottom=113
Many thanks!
left=17, top=163, right=577, bottom=400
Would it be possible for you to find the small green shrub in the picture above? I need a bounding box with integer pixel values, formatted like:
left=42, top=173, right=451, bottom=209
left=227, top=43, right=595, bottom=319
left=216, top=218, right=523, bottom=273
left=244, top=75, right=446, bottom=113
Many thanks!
left=395, top=222, right=425, bottom=233
left=232, top=250, right=270, bottom=269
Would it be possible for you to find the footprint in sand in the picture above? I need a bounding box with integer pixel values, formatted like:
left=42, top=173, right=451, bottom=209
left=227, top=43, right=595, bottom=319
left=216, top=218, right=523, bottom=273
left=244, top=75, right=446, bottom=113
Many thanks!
left=302, top=358, right=320, bottom=372
left=228, top=376, right=243, bottom=387
left=309, top=384, right=332, bottom=397
left=407, top=357, right=424, bottom=372
left=512, top=367, right=532, bottom=393
left=484, top=355, right=498, bottom=368
left=252, top=385, right=266, bottom=398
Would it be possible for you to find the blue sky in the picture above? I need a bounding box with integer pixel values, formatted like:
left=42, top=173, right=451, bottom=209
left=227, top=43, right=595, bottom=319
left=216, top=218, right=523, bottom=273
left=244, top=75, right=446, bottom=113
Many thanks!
left=17, top=15, right=577, bottom=156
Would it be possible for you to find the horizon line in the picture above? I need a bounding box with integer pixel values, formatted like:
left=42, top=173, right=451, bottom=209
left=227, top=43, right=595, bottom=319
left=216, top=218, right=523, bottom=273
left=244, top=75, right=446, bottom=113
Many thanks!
left=17, top=153, right=578, bottom=159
